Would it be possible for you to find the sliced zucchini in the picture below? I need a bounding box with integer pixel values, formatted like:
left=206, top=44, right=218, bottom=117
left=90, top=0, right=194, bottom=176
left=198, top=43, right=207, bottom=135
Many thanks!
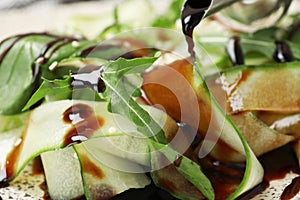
left=5, top=100, right=176, bottom=181
left=74, top=143, right=150, bottom=200
left=41, top=147, right=84, bottom=199
left=219, top=62, right=300, bottom=113
left=83, top=105, right=178, bottom=170
left=9, top=100, right=124, bottom=180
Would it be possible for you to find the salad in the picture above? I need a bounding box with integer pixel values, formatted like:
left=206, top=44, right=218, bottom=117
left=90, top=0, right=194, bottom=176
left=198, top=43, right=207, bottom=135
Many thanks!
left=0, top=0, right=300, bottom=199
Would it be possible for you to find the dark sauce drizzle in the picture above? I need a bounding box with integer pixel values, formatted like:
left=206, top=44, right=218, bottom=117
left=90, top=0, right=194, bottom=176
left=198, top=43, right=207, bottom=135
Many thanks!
left=79, top=44, right=117, bottom=57
left=237, top=144, right=300, bottom=200
left=31, top=37, right=78, bottom=89
left=281, top=176, right=300, bottom=200
left=0, top=178, right=9, bottom=188
left=0, top=32, right=56, bottom=65
left=0, top=32, right=81, bottom=111
left=273, top=41, right=294, bottom=63
left=0, top=136, right=25, bottom=185
left=79, top=44, right=156, bottom=60
left=226, top=36, right=245, bottom=66
left=36, top=36, right=77, bottom=64
left=71, top=65, right=106, bottom=93
left=181, top=0, right=212, bottom=59
left=182, top=1, right=300, bottom=199
left=62, top=103, right=104, bottom=146
left=0, top=1, right=299, bottom=199
left=31, top=37, right=66, bottom=84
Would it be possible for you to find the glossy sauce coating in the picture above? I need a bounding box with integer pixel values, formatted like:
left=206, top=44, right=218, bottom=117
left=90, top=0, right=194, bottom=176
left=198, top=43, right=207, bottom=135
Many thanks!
left=0, top=32, right=56, bottom=65
left=71, top=65, right=105, bottom=93
left=4, top=137, right=24, bottom=181
left=62, top=103, right=105, bottom=146
left=226, top=36, right=245, bottom=66
left=80, top=154, right=104, bottom=180
left=273, top=41, right=294, bottom=63
left=181, top=0, right=211, bottom=58
left=281, top=176, right=300, bottom=200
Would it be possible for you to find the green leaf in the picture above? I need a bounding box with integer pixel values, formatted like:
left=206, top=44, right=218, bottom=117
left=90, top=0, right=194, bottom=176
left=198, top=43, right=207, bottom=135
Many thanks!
left=22, top=76, right=72, bottom=111
left=100, top=57, right=168, bottom=143
left=0, top=112, right=29, bottom=132
left=0, top=34, right=55, bottom=115
left=40, top=40, right=97, bottom=80
left=103, top=57, right=158, bottom=75
left=100, top=57, right=216, bottom=199
left=150, top=141, right=215, bottom=200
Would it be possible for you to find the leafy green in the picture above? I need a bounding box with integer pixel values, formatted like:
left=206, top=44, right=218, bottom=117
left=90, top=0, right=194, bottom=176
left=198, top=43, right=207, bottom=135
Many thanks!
left=287, top=14, right=300, bottom=43
left=22, top=76, right=72, bottom=111
left=150, top=141, right=214, bottom=200
left=0, top=33, right=100, bottom=115
left=0, top=112, right=29, bottom=132
left=100, top=57, right=168, bottom=143
left=40, top=40, right=96, bottom=80
left=0, top=34, right=55, bottom=115
left=99, top=57, right=215, bottom=199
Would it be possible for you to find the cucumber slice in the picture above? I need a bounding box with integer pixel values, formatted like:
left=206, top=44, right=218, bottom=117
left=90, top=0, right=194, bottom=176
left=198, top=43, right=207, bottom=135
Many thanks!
left=6, top=100, right=176, bottom=180
left=74, top=143, right=150, bottom=200
left=41, top=147, right=84, bottom=199
left=10, top=100, right=123, bottom=180
left=83, top=105, right=178, bottom=170
left=219, top=62, right=300, bottom=113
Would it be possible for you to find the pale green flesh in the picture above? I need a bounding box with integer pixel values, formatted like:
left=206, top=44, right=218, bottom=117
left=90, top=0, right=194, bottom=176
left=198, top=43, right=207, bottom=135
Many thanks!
left=41, top=140, right=150, bottom=200
left=1, top=100, right=170, bottom=199
left=12, top=100, right=153, bottom=180
left=0, top=112, right=29, bottom=132
left=41, top=147, right=84, bottom=199
left=74, top=143, right=150, bottom=200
